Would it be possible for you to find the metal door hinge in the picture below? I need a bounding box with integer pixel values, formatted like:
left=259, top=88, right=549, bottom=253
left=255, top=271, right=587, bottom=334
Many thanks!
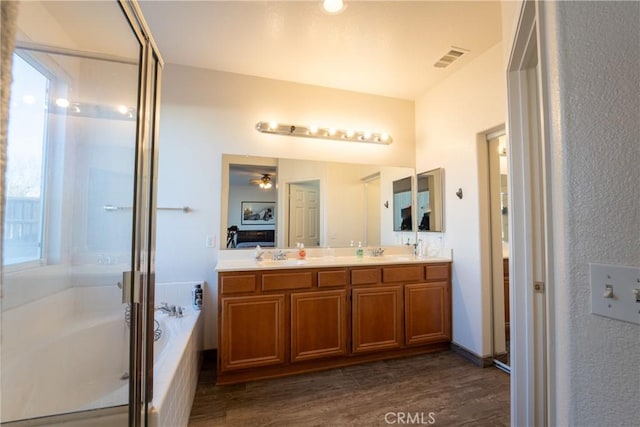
left=122, top=271, right=142, bottom=304
left=534, top=281, right=545, bottom=294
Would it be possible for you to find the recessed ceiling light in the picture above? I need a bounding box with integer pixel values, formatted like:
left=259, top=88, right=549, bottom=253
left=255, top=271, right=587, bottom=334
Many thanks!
left=323, top=0, right=345, bottom=14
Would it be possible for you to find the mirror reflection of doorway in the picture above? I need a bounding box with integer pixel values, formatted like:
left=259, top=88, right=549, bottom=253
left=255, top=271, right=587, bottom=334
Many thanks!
left=488, top=130, right=510, bottom=372
left=363, top=174, right=381, bottom=247
left=287, top=180, right=320, bottom=247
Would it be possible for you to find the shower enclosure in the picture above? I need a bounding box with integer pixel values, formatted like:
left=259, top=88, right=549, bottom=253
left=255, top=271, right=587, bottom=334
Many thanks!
left=1, top=1, right=162, bottom=425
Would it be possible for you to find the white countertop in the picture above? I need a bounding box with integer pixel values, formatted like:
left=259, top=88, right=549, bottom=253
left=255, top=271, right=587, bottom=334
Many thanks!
left=215, top=254, right=452, bottom=272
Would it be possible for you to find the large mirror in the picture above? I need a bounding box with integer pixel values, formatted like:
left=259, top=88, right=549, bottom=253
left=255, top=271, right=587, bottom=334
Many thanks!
left=416, top=168, right=444, bottom=232
left=221, top=154, right=414, bottom=249
left=392, top=177, right=413, bottom=232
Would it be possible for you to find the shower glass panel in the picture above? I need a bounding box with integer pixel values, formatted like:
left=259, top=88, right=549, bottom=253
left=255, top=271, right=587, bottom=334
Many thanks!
left=1, top=1, right=143, bottom=424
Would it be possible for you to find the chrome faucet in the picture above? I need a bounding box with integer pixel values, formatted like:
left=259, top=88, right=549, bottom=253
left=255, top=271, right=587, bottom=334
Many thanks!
left=413, top=239, right=423, bottom=257
left=272, top=249, right=288, bottom=261
left=156, top=302, right=183, bottom=317
left=156, top=302, right=175, bottom=315
left=368, top=247, right=385, bottom=257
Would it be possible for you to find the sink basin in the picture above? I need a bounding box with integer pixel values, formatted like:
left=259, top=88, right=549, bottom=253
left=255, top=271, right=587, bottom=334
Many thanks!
left=258, top=259, right=308, bottom=267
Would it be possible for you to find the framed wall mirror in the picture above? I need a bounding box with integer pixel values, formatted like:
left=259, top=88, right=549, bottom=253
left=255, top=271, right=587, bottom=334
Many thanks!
left=392, top=176, right=413, bottom=232
left=416, top=168, right=444, bottom=232
left=221, top=154, right=414, bottom=249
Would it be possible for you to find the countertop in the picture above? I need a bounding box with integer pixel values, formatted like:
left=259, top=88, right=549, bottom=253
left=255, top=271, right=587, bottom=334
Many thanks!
left=215, top=254, right=451, bottom=272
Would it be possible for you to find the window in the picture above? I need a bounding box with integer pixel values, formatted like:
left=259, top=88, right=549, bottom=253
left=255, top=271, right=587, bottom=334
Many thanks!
left=3, top=54, right=49, bottom=266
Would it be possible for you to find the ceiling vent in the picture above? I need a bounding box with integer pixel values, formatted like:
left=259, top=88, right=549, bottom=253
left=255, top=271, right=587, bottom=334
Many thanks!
left=434, top=47, right=469, bottom=68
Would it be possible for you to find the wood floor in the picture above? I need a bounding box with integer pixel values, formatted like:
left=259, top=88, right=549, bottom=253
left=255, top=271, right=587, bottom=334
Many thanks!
left=188, top=351, right=510, bottom=426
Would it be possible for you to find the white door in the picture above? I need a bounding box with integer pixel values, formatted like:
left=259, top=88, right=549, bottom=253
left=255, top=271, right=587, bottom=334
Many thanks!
left=288, top=181, right=320, bottom=247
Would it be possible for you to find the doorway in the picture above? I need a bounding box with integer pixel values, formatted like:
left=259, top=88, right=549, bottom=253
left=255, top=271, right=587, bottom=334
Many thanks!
left=362, top=173, right=381, bottom=247
left=487, top=130, right=510, bottom=372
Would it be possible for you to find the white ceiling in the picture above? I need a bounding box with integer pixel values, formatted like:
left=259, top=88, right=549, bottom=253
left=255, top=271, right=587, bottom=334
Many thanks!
left=138, top=1, right=503, bottom=100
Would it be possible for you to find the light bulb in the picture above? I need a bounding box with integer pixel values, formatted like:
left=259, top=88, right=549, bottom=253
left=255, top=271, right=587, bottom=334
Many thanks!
left=328, top=128, right=337, bottom=136
left=117, top=105, right=129, bottom=115
left=323, top=0, right=344, bottom=14
left=309, top=124, right=318, bottom=134
left=346, top=129, right=355, bottom=138
left=268, top=121, right=278, bottom=130
left=380, top=133, right=389, bottom=142
left=56, top=98, right=70, bottom=108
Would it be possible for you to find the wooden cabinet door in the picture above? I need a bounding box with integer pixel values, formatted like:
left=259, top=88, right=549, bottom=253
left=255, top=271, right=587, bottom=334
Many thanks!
left=404, top=282, right=451, bottom=346
left=291, top=290, right=347, bottom=362
left=220, top=294, right=285, bottom=372
left=352, top=285, right=403, bottom=353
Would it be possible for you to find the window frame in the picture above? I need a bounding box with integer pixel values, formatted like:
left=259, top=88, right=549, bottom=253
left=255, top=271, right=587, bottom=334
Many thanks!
left=3, top=51, right=56, bottom=271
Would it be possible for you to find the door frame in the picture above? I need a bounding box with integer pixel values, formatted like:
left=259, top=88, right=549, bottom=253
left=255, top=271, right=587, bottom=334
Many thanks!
left=119, top=1, right=164, bottom=426
left=507, top=0, right=556, bottom=426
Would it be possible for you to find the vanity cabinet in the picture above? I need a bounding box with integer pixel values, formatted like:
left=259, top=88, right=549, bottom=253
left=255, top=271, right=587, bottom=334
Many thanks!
left=291, top=289, right=347, bottom=362
left=405, top=282, right=450, bottom=345
left=352, top=285, right=403, bottom=353
left=217, top=261, right=451, bottom=384
left=220, top=294, right=286, bottom=371
left=405, top=263, right=452, bottom=346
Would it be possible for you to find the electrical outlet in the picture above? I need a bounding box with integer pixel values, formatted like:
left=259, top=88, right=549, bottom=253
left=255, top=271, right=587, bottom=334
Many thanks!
left=205, top=235, right=215, bottom=248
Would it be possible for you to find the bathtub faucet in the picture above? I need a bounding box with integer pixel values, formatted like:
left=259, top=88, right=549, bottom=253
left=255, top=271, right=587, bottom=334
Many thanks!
left=156, top=302, right=175, bottom=315
left=156, top=302, right=184, bottom=318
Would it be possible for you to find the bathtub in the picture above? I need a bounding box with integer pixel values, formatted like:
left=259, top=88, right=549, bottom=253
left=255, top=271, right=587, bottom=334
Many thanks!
left=1, top=282, right=203, bottom=426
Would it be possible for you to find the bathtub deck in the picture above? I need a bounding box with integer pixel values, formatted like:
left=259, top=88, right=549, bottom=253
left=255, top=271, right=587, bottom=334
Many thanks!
left=188, top=350, right=510, bottom=426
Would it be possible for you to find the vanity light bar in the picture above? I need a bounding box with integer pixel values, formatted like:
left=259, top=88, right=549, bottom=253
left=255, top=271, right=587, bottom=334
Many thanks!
left=255, top=121, right=393, bottom=145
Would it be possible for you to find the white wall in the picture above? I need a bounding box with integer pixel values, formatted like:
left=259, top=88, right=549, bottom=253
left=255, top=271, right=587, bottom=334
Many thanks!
left=536, top=1, right=640, bottom=425
left=156, top=65, right=414, bottom=349
left=414, top=43, right=506, bottom=357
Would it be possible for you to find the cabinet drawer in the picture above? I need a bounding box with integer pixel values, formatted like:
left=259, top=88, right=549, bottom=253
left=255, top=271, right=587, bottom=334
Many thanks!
left=382, top=265, right=424, bottom=283
left=262, top=271, right=313, bottom=291
left=220, top=274, right=257, bottom=294
left=351, top=268, right=380, bottom=285
left=318, top=269, right=348, bottom=288
left=425, top=264, right=450, bottom=281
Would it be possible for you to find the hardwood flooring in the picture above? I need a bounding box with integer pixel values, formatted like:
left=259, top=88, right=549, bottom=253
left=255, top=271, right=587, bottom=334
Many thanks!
left=188, top=351, right=510, bottom=426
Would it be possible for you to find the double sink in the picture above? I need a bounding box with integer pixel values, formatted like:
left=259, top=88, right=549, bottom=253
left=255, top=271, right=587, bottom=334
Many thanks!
left=256, top=254, right=424, bottom=269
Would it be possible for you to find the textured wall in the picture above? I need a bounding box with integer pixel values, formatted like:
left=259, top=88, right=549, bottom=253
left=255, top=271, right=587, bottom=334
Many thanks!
left=543, top=1, right=640, bottom=425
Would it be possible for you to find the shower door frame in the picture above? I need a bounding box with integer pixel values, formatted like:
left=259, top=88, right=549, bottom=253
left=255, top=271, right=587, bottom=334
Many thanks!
left=119, top=1, right=164, bottom=426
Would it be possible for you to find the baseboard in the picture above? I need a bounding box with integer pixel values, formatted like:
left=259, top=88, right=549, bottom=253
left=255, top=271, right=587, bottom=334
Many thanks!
left=450, top=342, right=493, bottom=368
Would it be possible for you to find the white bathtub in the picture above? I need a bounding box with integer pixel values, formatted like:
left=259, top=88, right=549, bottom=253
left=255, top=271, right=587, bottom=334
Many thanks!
left=1, top=283, right=203, bottom=426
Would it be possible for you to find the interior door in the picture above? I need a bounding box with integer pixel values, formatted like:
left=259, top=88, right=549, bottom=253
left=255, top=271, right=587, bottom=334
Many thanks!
left=288, top=181, right=320, bottom=247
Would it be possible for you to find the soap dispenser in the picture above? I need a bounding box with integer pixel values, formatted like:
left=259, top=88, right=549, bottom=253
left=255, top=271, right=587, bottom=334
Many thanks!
left=297, top=243, right=306, bottom=260
left=356, top=241, right=364, bottom=258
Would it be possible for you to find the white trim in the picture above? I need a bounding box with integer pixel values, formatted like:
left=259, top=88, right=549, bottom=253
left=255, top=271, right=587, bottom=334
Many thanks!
left=506, top=0, right=554, bottom=425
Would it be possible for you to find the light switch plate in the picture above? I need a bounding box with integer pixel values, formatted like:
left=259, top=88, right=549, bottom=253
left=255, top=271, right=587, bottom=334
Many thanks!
left=590, top=263, right=640, bottom=325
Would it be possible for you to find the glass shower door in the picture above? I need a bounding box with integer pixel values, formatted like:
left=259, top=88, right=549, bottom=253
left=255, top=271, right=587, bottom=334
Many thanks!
left=1, top=1, right=161, bottom=425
